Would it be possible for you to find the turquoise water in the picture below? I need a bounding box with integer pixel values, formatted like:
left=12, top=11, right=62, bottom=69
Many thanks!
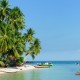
left=0, top=62, right=80, bottom=80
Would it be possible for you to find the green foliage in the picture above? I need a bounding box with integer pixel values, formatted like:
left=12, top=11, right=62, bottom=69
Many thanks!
left=0, top=61, right=5, bottom=67
left=16, top=57, right=24, bottom=66
left=0, top=0, right=41, bottom=67
left=27, top=38, right=41, bottom=60
left=19, top=57, right=24, bottom=63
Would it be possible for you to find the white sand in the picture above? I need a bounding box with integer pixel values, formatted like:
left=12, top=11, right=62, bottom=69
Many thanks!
left=0, top=65, right=35, bottom=74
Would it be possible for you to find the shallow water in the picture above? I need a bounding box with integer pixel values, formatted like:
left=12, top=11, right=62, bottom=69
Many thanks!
left=0, top=63, right=80, bottom=80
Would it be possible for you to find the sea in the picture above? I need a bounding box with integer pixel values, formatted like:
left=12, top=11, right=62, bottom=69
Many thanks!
left=0, top=61, right=80, bottom=80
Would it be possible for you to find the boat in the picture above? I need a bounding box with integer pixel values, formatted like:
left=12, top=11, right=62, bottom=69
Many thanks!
left=34, top=65, right=50, bottom=68
left=5, top=71, right=17, bottom=73
left=37, top=62, right=53, bottom=67
left=34, top=62, right=53, bottom=68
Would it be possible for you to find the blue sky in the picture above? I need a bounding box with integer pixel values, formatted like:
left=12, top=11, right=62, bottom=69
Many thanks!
left=9, top=0, right=80, bottom=61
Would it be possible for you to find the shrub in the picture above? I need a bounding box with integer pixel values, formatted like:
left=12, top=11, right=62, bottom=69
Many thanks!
left=16, top=57, right=24, bottom=66
left=0, top=61, right=5, bottom=67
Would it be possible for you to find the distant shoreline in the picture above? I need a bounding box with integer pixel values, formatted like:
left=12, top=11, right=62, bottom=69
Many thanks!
left=26, top=60, right=80, bottom=62
left=26, top=61, right=80, bottom=65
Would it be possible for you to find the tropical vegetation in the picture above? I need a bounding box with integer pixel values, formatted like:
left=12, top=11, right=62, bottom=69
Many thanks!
left=0, top=0, right=41, bottom=67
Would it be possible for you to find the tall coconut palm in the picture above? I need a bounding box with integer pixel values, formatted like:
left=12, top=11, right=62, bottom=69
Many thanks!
left=0, top=0, right=12, bottom=54
left=8, top=7, right=25, bottom=31
left=0, top=0, right=41, bottom=66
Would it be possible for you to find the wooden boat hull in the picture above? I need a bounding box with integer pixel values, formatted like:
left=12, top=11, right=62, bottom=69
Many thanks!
left=34, top=66, right=50, bottom=68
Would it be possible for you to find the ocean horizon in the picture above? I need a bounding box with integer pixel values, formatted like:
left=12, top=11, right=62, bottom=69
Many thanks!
left=27, top=60, right=80, bottom=64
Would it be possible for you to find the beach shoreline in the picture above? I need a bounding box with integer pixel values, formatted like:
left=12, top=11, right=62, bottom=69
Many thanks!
left=0, top=65, right=35, bottom=74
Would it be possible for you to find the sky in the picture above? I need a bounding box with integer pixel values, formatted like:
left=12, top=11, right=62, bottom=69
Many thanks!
left=9, top=0, right=80, bottom=61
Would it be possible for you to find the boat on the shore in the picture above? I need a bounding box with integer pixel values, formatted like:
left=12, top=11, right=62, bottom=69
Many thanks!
left=38, top=62, right=52, bottom=66
left=34, top=65, right=50, bottom=68
left=5, top=71, right=17, bottom=73
left=34, top=62, right=53, bottom=68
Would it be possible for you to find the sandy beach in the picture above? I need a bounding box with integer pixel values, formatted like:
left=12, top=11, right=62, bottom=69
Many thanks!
left=0, top=65, right=35, bottom=74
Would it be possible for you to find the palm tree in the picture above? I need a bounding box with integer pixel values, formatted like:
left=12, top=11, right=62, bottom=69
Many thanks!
left=0, top=0, right=12, bottom=53
left=8, top=7, right=24, bottom=31
left=0, top=0, right=10, bottom=21
left=27, top=38, right=41, bottom=59
left=24, top=28, right=35, bottom=42
left=0, top=0, right=41, bottom=66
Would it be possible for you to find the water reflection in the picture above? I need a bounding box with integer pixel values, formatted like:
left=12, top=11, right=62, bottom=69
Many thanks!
left=24, top=69, right=40, bottom=80
left=0, top=69, right=41, bottom=80
left=30, top=69, right=40, bottom=80
left=0, top=72, right=25, bottom=80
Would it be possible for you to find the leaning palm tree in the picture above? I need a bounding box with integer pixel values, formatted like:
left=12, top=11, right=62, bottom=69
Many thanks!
left=26, top=38, right=41, bottom=59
